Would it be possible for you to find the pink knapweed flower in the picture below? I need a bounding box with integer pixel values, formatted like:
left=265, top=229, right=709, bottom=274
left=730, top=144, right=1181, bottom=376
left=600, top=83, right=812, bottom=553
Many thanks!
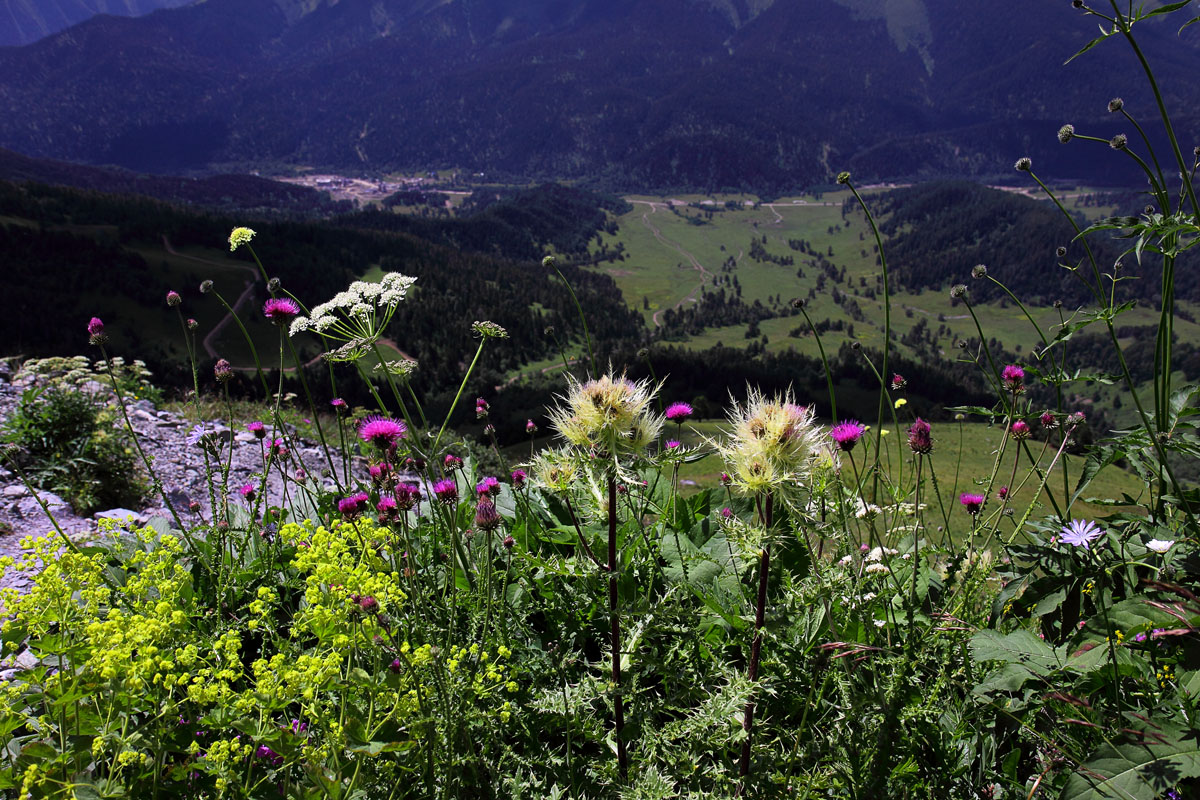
left=510, top=469, right=528, bottom=488
left=960, top=493, right=985, bottom=515
left=997, top=486, right=1009, bottom=500
left=214, top=359, right=233, bottom=383
left=338, top=492, right=369, bottom=518
left=665, top=402, right=694, bottom=422
left=476, top=476, right=500, bottom=497
left=830, top=420, right=866, bottom=452
left=247, top=421, right=265, bottom=439
left=358, top=416, right=406, bottom=449
left=331, top=397, right=347, bottom=412
left=263, top=297, right=300, bottom=325
left=1011, top=420, right=1031, bottom=440
left=395, top=483, right=421, bottom=511
left=444, top=454, right=463, bottom=471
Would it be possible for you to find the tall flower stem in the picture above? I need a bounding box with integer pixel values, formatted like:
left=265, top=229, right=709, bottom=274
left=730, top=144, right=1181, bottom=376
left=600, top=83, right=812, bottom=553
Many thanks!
left=737, top=492, right=773, bottom=791
left=432, top=338, right=487, bottom=459
left=548, top=256, right=596, bottom=376
left=607, top=474, right=628, bottom=782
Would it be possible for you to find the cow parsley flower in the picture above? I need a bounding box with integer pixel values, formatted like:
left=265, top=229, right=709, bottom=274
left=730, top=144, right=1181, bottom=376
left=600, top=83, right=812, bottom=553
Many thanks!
left=288, top=272, right=417, bottom=363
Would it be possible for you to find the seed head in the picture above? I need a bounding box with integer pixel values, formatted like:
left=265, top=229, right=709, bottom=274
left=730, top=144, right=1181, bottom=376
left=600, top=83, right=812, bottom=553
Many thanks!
left=971, top=264, right=988, bottom=279
left=1108, top=97, right=1124, bottom=113
left=1110, top=133, right=1128, bottom=150
left=950, top=284, right=968, bottom=300
left=267, top=277, right=281, bottom=293
left=199, top=280, right=213, bottom=294
left=1015, top=157, right=1032, bottom=172
left=542, top=255, right=557, bottom=269
left=1057, top=124, right=1075, bottom=144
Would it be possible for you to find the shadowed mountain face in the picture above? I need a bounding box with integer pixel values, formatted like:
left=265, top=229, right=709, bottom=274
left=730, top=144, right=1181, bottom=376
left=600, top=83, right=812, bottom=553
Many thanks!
left=0, top=0, right=193, bottom=46
left=0, top=0, right=1198, bottom=190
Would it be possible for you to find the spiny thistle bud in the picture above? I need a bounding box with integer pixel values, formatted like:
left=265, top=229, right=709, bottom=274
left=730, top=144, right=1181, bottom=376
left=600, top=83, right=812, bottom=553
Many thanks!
left=1057, top=124, right=1075, bottom=144
left=214, top=359, right=233, bottom=383
left=950, top=284, right=968, bottom=300
left=1108, top=97, right=1124, bottom=113
left=228, top=227, right=256, bottom=251
left=1110, top=133, right=1128, bottom=150
left=166, top=290, right=182, bottom=307
left=199, top=280, right=214, bottom=294
left=1067, top=411, right=1086, bottom=428
left=474, top=500, right=502, bottom=532
left=1072, top=0, right=1084, bottom=7
left=1011, top=419, right=1031, bottom=440
left=1015, top=157, right=1032, bottom=172
left=1040, top=411, right=1057, bottom=429
left=714, top=389, right=821, bottom=496
left=891, top=373, right=906, bottom=390
left=472, top=320, right=508, bottom=340
left=503, top=534, right=515, bottom=549
left=907, top=418, right=933, bottom=454
left=525, top=419, right=537, bottom=435
left=267, top=277, right=281, bottom=293
left=187, top=318, right=198, bottom=330
left=971, top=264, right=988, bottom=279
left=1056, top=246, right=1067, bottom=258
left=836, top=171, right=851, bottom=185
left=1002, top=364, right=1025, bottom=393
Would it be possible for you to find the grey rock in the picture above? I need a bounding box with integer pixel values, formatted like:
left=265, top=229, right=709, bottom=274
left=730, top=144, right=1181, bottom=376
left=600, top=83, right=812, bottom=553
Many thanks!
left=2, top=485, right=26, bottom=498
left=94, top=508, right=144, bottom=524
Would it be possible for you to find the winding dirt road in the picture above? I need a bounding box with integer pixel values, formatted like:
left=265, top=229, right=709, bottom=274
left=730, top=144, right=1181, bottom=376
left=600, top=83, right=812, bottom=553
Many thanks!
left=628, top=201, right=716, bottom=327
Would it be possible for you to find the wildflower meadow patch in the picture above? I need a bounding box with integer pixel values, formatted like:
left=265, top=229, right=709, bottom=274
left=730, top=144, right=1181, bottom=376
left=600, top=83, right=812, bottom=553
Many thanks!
left=2, top=5, right=1200, bottom=799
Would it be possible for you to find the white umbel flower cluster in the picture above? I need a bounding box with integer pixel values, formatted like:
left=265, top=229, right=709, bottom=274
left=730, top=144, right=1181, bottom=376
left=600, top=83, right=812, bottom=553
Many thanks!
left=289, top=273, right=417, bottom=362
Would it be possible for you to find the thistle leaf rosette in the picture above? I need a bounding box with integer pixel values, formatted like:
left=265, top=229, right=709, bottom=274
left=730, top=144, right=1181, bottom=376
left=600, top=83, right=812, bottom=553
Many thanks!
left=547, top=372, right=664, bottom=474
left=288, top=272, right=417, bottom=362
left=713, top=388, right=823, bottom=504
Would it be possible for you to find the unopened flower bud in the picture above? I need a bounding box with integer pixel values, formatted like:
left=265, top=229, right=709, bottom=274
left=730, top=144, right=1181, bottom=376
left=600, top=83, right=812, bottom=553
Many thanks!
left=1108, top=97, right=1124, bottom=113
left=1057, top=124, right=1075, bottom=144
left=1015, top=157, right=1032, bottom=172
left=199, top=280, right=213, bottom=294
left=166, top=290, right=182, bottom=306
left=267, top=277, right=281, bottom=293
left=836, top=171, right=851, bottom=185
left=950, top=284, right=968, bottom=300
left=1110, top=133, right=1128, bottom=150
left=214, top=359, right=233, bottom=383
left=971, top=264, right=988, bottom=279
left=187, top=318, right=198, bottom=330
left=1056, top=246, right=1067, bottom=258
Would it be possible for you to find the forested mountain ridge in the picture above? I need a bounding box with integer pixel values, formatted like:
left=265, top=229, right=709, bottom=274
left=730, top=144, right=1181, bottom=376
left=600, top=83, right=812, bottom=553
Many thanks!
left=1, top=0, right=1197, bottom=190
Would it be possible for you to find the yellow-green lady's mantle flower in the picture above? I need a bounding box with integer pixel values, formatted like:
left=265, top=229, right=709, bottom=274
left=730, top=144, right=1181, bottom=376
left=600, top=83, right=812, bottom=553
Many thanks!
left=548, top=372, right=663, bottom=460
left=228, top=226, right=256, bottom=251
left=714, top=387, right=822, bottom=496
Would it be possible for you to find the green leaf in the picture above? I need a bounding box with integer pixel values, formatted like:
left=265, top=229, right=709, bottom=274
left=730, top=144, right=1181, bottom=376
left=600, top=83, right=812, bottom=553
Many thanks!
left=1143, top=0, right=1193, bottom=18
left=1064, top=722, right=1200, bottom=800
left=970, top=630, right=1064, bottom=676
left=1065, top=32, right=1115, bottom=64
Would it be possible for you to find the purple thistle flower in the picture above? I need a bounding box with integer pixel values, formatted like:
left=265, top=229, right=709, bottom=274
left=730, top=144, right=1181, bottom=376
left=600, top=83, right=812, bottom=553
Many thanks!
left=510, top=469, right=528, bottom=488
left=665, top=440, right=681, bottom=450
left=1040, top=411, right=1058, bottom=429
left=395, top=482, right=421, bottom=511
left=665, top=402, right=694, bottom=422
left=338, top=492, right=370, bottom=518
left=247, top=421, right=266, bottom=439
left=433, top=478, right=458, bottom=504
left=263, top=297, right=301, bottom=325
left=960, top=493, right=985, bottom=515
left=87, top=317, right=107, bottom=346
left=358, top=416, right=406, bottom=449
left=890, top=373, right=906, bottom=390
left=526, top=419, right=538, bottom=434
left=270, top=438, right=288, bottom=458
left=369, top=462, right=392, bottom=482
left=376, top=496, right=397, bottom=518
left=444, top=454, right=463, bottom=471
left=907, top=418, right=933, bottom=454
left=1001, top=364, right=1025, bottom=392
left=214, top=358, right=233, bottom=383
left=1011, top=420, right=1031, bottom=440
left=830, top=420, right=866, bottom=452
left=389, top=658, right=402, bottom=673
left=166, top=290, right=182, bottom=307
left=997, top=486, right=1009, bottom=500
left=476, top=476, right=501, bottom=497
left=239, top=483, right=256, bottom=502
left=331, top=397, right=347, bottom=412
left=1060, top=518, right=1104, bottom=549
left=474, top=500, right=502, bottom=531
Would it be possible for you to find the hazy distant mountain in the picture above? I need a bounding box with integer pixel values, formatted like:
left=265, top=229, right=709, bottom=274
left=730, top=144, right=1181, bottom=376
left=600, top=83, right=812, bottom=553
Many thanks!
left=0, top=0, right=193, bottom=46
left=0, top=0, right=1197, bottom=190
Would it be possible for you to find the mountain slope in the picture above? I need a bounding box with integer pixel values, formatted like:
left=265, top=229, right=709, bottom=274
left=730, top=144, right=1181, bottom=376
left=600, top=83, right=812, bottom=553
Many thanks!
left=0, top=0, right=1197, bottom=189
left=0, top=0, right=193, bottom=46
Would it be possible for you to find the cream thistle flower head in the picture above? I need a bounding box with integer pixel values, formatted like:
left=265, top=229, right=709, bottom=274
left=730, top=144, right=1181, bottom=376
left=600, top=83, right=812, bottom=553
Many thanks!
left=228, top=227, right=256, bottom=251
left=714, top=387, right=822, bottom=496
left=547, top=372, right=664, bottom=461
left=288, top=272, right=417, bottom=362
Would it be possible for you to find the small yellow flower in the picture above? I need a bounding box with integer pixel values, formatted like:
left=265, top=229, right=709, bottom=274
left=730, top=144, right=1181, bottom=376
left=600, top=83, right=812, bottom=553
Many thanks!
left=228, top=227, right=256, bottom=251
